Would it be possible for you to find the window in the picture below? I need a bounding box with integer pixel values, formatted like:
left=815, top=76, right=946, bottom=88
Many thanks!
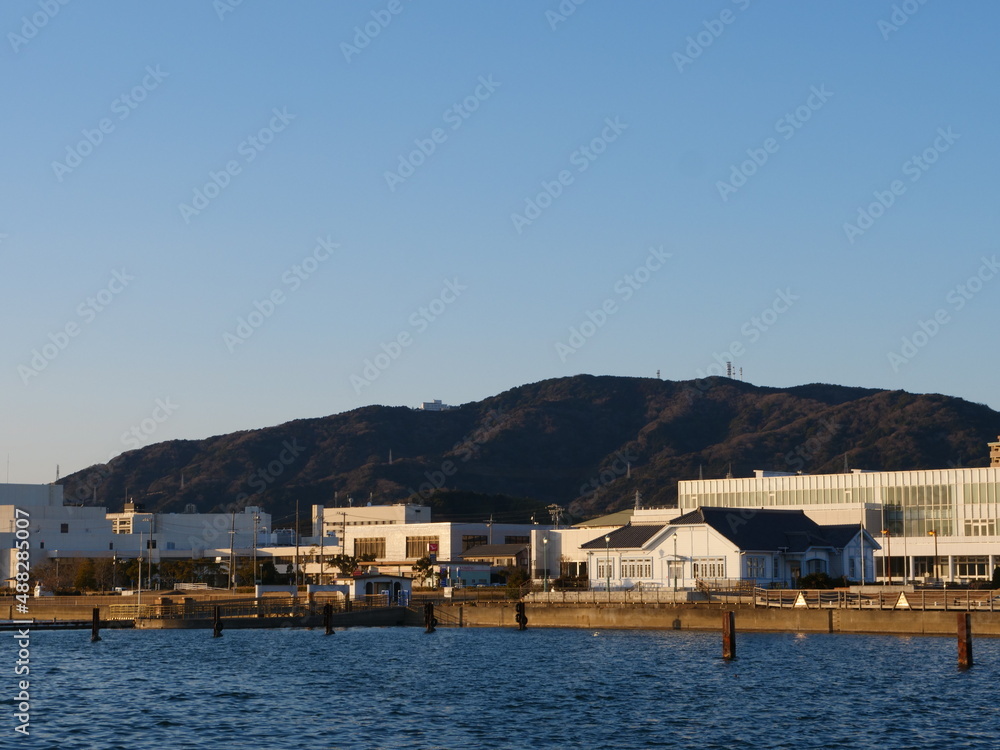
left=596, top=557, right=614, bottom=580
left=955, top=556, right=988, bottom=578
left=60, top=523, right=68, bottom=533
left=461, top=535, right=487, bottom=552
left=746, top=556, right=767, bottom=578
left=620, top=558, right=652, bottom=579
left=405, top=536, right=439, bottom=558
left=806, top=559, right=826, bottom=575
left=355, top=538, right=386, bottom=558
left=504, top=536, right=529, bottom=545
left=964, top=520, right=995, bottom=537
left=667, top=560, right=683, bottom=582
left=147, top=539, right=157, bottom=549
left=692, top=557, right=725, bottom=579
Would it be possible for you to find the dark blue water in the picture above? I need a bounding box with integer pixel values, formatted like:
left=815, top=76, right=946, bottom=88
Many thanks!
left=9, top=625, right=1000, bottom=749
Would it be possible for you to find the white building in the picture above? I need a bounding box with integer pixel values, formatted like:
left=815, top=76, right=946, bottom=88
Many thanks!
left=0, top=483, right=271, bottom=589
left=308, top=503, right=544, bottom=585
left=1, top=484, right=115, bottom=588
left=676, top=452, right=1000, bottom=584
left=545, top=507, right=877, bottom=591
left=418, top=400, right=455, bottom=411
left=109, top=502, right=269, bottom=559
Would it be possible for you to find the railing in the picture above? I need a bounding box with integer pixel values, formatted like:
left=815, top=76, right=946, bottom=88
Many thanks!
left=109, top=594, right=392, bottom=621
left=696, top=578, right=757, bottom=594
left=524, top=588, right=699, bottom=605
left=754, top=588, right=1000, bottom=611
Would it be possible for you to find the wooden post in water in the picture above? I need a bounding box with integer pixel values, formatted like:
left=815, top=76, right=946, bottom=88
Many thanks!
left=323, top=603, right=333, bottom=635
left=90, top=607, right=101, bottom=643
left=722, top=611, right=736, bottom=660
left=212, top=606, right=224, bottom=638
left=957, top=612, right=973, bottom=669
left=515, top=602, right=528, bottom=631
left=424, top=602, right=437, bottom=633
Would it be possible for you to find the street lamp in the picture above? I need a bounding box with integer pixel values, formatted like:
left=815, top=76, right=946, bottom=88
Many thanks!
left=881, top=529, right=891, bottom=586
left=672, top=534, right=678, bottom=592
left=543, top=537, right=549, bottom=593
left=604, top=534, right=611, bottom=602
left=928, top=529, right=938, bottom=584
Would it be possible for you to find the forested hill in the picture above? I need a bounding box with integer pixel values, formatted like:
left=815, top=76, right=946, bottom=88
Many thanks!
left=59, top=375, right=999, bottom=526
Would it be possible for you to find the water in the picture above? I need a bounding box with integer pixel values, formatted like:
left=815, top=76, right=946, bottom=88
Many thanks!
left=11, top=626, right=1000, bottom=749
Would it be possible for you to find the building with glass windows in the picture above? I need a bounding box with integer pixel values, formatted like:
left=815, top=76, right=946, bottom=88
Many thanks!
left=676, top=458, right=1000, bottom=584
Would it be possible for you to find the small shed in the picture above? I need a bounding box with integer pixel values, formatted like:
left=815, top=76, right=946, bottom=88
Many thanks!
left=310, top=573, right=412, bottom=603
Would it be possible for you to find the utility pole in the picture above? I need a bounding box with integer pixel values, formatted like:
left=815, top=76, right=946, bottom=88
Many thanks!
left=138, top=531, right=143, bottom=611
left=253, top=513, right=260, bottom=585
left=318, top=505, right=325, bottom=585
left=228, top=512, right=236, bottom=590
left=486, top=514, right=494, bottom=545
left=294, top=500, right=300, bottom=588
left=148, top=516, right=154, bottom=590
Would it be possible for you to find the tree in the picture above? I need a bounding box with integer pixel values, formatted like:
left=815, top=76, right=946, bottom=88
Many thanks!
left=504, top=567, right=529, bottom=597
left=411, top=556, right=434, bottom=585
left=73, top=559, right=98, bottom=591
left=331, top=554, right=361, bottom=577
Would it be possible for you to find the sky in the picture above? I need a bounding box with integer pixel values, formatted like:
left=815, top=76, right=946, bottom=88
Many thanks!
left=2, top=0, right=999, bottom=485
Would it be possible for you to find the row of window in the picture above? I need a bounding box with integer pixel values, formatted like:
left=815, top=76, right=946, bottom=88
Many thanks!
left=683, top=482, right=1000, bottom=510
left=351, top=535, right=530, bottom=560
left=594, top=557, right=728, bottom=580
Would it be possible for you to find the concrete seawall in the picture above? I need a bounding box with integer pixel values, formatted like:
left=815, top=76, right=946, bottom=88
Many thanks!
left=435, top=604, right=1000, bottom=636
left=136, top=608, right=405, bottom=630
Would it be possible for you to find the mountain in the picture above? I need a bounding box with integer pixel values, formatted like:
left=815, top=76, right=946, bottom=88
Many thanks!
left=58, top=375, right=1000, bottom=528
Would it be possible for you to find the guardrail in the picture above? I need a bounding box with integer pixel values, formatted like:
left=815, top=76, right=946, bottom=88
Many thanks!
left=754, top=588, right=1000, bottom=611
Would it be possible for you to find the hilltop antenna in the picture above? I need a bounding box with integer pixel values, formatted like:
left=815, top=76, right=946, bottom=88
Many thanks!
left=388, top=449, right=393, bottom=464
left=843, top=454, right=850, bottom=473
left=55, top=464, right=59, bottom=481
left=739, top=367, right=743, bottom=381
left=698, top=464, right=703, bottom=480
left=656, top=369, right=660, bottom=379
left=180, top=473, right=185, bottom=491
left=634, top=490, right=642, bottom=511
left=726, top=463, right=733, bottom=480
left=726, top=361, right=733, bottom=379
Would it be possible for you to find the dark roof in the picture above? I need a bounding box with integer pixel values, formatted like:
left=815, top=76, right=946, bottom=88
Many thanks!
left=669, top=508, right=859, bottom=553
left=581, top=524, right=665, bottom=550
left=460, top=544, right=527, bottom=558
left=820, top=524, right=880, bottom=549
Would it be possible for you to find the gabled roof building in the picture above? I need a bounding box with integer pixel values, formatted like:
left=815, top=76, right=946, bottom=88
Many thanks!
left=580, top=508, right=880, bottom=591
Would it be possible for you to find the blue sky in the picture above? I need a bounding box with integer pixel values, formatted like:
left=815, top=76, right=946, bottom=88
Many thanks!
left=3, top=0, right=999, bottom=484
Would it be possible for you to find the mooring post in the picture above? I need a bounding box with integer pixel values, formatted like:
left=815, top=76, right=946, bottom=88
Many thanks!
left=323, top=603, right=333, bottom=635
left=424, top=602, right=437, bottom=633
left=90, top=607, right=101, bottom=643
left=958, top=612, right=973, bottom=669
left=722, top=610, right=736, bottom=660
left=515, top=601, right=528, bottom=631
left=212, top=605, right=224, bottom=638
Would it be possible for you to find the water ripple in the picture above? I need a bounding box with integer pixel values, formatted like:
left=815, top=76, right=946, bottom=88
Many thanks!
left=19, top=626, right=1000, bottom=749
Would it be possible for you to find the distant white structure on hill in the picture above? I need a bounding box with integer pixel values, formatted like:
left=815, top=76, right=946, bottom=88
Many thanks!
left=418, top=399, right=455, bottom=411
